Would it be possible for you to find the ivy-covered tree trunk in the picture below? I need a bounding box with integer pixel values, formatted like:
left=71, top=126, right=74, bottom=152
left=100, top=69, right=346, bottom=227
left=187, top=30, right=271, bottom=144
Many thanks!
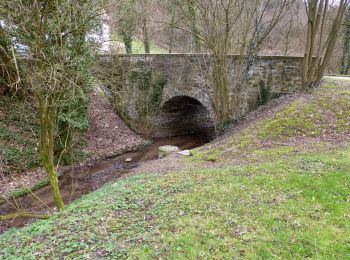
left=341, top=7, right=350, bottom=74
left=0, top=0, right=101, bottom=219
left=123, top=35, right=133, bottom=54
left=37, top=91, right=65, bottom=211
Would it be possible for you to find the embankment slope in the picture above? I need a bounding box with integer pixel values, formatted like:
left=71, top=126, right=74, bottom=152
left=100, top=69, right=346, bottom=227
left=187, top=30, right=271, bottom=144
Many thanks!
left=0, top=78, right=349, bottom=258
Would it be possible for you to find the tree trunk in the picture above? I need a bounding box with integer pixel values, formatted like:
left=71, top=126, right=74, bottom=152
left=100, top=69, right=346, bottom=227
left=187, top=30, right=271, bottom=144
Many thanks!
left=212, top=55, right=230, bottom=126
left=37, top=91, right=65, bottom=211
left=302, top=0, right=348, bottom=88
left=123, top=35, right=133, bottom=54
left=169, top=16, right=175, bottom=54
left=0, top=212, right=49, bottom=220
left=188, top=1, right=200, bottom=53
left=315, top=0, right=347, bottom=83
left=142, top=18, right=150, bottom=54
left=341, top=7, right=350, bottom=74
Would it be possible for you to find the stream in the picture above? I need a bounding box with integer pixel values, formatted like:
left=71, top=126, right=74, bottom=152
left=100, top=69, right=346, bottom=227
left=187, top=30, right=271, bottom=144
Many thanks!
left=0, top=134, right=209, bottom=234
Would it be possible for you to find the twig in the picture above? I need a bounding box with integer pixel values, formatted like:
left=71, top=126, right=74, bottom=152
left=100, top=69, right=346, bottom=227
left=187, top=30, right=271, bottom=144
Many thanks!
left=0, top=212, right=50, bottom=221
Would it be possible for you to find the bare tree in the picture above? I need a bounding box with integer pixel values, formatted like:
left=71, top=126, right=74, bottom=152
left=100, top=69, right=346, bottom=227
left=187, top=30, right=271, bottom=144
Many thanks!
left=185, top=1, right=201, bottom=52
left=164, top=1, right=178, bottom=53
left=302, top=0, right=349, bottom=88
left=173, top=0, right=294, bottom=127
left=340, top=6, right=350, bottom=74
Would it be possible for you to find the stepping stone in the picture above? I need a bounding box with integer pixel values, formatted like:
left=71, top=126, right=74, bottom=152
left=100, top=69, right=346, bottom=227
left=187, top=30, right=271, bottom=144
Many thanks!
left=158, top=145, right=180, bottom=159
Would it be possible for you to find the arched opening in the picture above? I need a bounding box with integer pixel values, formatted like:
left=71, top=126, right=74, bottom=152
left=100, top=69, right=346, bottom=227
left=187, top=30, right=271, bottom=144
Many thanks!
left=154, top=96, right=215, bottom=140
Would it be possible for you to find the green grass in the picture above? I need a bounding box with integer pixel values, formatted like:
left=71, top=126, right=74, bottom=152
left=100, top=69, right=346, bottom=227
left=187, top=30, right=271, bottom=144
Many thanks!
left=1, top=79, right=350, bottom=258
left=130, top=40, right=168, bottom=54
left=257, top=89, right=350, bottom=139
left=191, top=79, right=350, bottom=162
left=111, top=34, right=168, bottom=54
left=0, top=147, right=349, bottom=258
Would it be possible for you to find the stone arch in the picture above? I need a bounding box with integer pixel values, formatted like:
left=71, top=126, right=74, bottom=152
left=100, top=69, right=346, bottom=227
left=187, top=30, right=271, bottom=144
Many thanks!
left=153, top=95, right=215, bottom=139
left=160, top=91, right=213, bottom=117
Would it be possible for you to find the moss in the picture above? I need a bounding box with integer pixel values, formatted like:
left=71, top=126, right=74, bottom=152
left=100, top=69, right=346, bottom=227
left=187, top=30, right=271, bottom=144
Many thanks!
left=6, top=172, right=62, bottom=199
left=232, top=132, right=255, bottom=149
left=191, top=79, right=350, bottom=163
left=257, top=101, right=321, bottom=140
left=256, top=84, right=350, bottom=141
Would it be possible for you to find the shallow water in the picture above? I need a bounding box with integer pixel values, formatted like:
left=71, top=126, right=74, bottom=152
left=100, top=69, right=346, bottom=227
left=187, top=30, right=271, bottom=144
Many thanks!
left=0, top=134, right=208, bottom=233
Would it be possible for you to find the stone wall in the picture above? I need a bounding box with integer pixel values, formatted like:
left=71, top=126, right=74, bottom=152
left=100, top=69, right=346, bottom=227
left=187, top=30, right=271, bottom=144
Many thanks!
left=96, top=54, right=303, bottom=137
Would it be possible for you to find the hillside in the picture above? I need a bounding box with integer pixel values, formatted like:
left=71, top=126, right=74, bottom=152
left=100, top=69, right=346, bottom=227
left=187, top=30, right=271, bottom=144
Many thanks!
left=0, top=96, right=40, bottom=175
left=0, top=78, right=349, bottom=258
left=0, top=90, right=145, bottom=196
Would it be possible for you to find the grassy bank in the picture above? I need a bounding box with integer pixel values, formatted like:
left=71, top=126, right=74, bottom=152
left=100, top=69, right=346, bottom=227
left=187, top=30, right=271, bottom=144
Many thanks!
left=192, top=77, right=350, bottom=164
left=0, top=78, right=349, bottom=258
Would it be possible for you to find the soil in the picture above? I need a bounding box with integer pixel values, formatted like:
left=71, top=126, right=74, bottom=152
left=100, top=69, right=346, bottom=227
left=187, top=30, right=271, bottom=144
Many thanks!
left=84, top=92, right=145, bottom=159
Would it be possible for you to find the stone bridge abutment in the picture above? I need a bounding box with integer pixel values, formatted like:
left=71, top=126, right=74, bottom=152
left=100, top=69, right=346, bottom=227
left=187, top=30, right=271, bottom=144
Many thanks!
left=97, top=54, right=303, bottom=137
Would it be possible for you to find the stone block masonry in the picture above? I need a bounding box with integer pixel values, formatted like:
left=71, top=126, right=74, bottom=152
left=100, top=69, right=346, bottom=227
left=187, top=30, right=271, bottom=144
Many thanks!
left=96, top=54, right=303, bottom=137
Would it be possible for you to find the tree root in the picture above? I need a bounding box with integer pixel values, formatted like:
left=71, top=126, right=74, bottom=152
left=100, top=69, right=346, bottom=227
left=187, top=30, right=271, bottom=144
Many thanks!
left=0, top=212, right=50, bottom=221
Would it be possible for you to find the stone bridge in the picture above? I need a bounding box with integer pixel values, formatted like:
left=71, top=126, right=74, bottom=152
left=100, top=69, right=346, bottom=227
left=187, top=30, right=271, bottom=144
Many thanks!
left=97, top=54, right=303, bottom=138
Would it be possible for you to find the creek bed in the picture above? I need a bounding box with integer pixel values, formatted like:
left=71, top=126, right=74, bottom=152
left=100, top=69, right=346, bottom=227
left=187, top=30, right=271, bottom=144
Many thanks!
left=0, top=134, right=209, bottom=233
